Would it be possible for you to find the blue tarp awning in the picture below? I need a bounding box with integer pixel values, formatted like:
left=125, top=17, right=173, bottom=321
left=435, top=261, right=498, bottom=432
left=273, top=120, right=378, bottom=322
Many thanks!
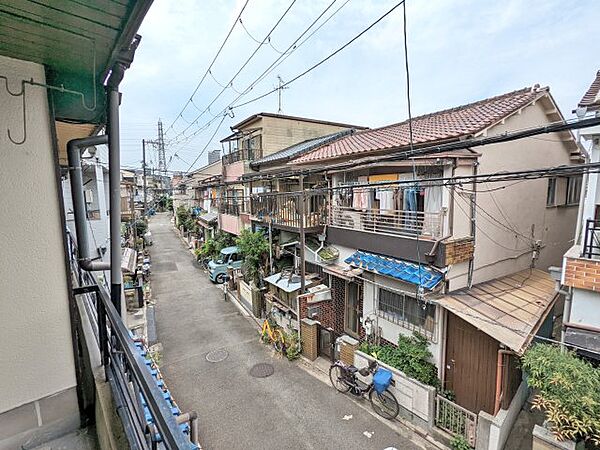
left=344, top=251, right=443, bottom=290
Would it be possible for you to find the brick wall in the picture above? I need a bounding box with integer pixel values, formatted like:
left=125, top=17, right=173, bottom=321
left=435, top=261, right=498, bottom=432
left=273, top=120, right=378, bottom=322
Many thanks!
left=563, top=256, right=600, bottom=291
left=444, top=237, right=475, bottom=265
left=298, top=294, right=334, bottom=330
left=300, top=319, right=318, bottom=361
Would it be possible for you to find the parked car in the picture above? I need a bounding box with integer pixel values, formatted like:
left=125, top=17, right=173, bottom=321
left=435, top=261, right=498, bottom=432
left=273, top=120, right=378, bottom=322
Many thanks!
left=208, top=246, right=243, bottom=283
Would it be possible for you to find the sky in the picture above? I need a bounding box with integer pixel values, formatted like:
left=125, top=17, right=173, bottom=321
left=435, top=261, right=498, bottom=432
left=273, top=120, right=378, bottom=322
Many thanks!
left=118, top=0, right=600, bottom=173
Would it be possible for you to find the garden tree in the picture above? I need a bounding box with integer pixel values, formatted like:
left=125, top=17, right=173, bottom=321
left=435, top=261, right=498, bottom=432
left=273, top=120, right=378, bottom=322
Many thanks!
left=196, top=231, right=235, bottom=260
left=175, top=205, right=196, bottom=233
left=235, top=229, right=269, bottom=286
left=522, top=344, right=600, bottom=445
left=135, top=219, right=148, bottom=237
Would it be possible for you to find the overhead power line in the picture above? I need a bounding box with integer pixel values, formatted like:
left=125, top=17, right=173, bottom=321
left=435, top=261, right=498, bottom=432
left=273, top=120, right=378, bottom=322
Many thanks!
left=185, top=114, right=228, bottom=173
left=170, top=0, right=297, bottom=141
left=232, top=0, right=407, bottom=109
left=166, top=0, right=341, bottom=151
left=165, top=0, right=251, bottom=135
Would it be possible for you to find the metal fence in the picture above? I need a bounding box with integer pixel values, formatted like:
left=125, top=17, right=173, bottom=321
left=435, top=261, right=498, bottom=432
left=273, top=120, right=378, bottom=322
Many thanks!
left=582, top=218, right=600, bottom=258
left=435, top=395, right=478, bottom=447
left=250, top=192, right=328, bottom=229
left=329, top=205, right=443, bottom=239
left=222, top=147, right=263, bottom=165
left=67, top=232, right=197, bottom=449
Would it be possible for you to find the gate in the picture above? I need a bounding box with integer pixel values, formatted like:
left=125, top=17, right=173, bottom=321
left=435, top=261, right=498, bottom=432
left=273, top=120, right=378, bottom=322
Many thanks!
left=318, top=326, right=339, bottom=361
left=435, top=395, right=478, bottom=447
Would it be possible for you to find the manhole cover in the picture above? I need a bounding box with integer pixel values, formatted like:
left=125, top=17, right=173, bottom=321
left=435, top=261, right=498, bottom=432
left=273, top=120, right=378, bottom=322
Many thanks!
left=205, top=349, right=228, bottom=363
left=249, top=363, right=274, bottom=378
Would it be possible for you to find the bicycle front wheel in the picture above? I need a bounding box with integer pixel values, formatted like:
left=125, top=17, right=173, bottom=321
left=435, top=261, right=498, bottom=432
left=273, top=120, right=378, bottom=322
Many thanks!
left=329, top=365, right=351, bottom=393
left=369, top=388, right=399, bottom=420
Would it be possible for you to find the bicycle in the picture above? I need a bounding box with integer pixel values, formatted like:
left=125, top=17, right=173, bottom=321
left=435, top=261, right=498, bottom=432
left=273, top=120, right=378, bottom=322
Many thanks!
left=261, top=317, right=287, bottom=354
left=329, top=359, right=400, bottom=420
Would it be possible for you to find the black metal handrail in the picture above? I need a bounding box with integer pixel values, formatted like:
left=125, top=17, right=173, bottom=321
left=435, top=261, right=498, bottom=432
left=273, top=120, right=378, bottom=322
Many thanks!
left=583, top=219, right=600, bottom=259
left=222, top=147, right=263, bottom=165
left=67, top=232, right=194, bottom=449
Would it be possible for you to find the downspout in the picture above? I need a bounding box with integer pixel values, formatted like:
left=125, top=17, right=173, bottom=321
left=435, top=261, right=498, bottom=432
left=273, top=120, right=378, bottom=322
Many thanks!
left=107, top=64, right=125, bottom=315
left=467, top=161, right=478, bottom=288
left=494, top=349, right=516, bottom=415
left=68, top=135, right=111, bottom=272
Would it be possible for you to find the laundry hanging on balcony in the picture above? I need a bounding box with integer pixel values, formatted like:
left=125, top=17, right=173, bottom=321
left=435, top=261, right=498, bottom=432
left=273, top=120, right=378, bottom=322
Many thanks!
left=344, top=251, right=444, bottom=290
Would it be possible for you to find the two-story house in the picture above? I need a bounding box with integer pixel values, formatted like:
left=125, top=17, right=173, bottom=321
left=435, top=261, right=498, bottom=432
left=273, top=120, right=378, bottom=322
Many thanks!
left=289, top=86, right=581, bottom=438
left=561, top=69, right=600, bottom=361
left=218, top=112, right=365, bottom=236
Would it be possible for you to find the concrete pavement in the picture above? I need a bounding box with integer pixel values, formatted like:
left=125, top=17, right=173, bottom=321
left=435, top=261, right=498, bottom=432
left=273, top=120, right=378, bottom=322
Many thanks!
left=149, top=213, right=434, bottom=450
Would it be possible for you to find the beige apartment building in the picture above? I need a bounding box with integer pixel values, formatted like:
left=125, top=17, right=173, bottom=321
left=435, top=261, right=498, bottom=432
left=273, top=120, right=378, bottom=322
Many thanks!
left=217, top=112, right=366, bottom=235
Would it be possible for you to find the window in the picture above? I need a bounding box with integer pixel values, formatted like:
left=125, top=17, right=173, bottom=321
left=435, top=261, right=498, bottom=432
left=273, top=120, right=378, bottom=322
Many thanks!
left=546, top=177, right=556, bottom=206
left=566, top=176, right=582, bottom=206
left=344, top=282, right=360, bottom=336
left=377, top=288, right=436, bottom=340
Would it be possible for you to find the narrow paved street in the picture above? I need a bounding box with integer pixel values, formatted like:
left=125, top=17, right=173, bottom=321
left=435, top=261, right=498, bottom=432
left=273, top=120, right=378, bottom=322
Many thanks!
left=149, top=213, right=432, bottom=450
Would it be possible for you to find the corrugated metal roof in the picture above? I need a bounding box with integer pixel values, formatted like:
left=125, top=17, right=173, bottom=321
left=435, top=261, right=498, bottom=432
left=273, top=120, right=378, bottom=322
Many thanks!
left=0, top=0, right=152, bottom=122
left=293, top=87, right=548, bottom=164
left=437, top=269, right=557, bottom=354
left=250, top=130, right=354, bottom=169
left=344, top=251, right=444, bottom=290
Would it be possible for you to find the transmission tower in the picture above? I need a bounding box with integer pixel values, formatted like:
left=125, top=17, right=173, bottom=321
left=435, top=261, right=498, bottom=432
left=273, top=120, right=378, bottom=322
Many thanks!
left=157, top=119, right=166, bottom=175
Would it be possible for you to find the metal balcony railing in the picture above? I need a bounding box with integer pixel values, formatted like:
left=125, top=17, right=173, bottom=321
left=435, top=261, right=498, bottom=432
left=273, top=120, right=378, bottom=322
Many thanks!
left=329, top=205, right=443, bottom=239
left=66, top=232, right=197, bottom=449
left=582, top=219, right=600, bottom=259
left=219, top=201, right=243, bottom=216
left=250, top=192, right=328, bottom=229
left=222, top=147, right=263, bottom=165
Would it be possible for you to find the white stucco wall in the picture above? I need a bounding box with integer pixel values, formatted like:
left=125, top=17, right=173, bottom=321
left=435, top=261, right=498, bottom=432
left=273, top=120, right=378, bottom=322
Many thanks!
left=570, top=287, right=600, bottom=327
left=361, top=272, right=444, bottom=372
left=0, top=55, right=76, bottom=412
left=449, top=97, right=578, bottom=289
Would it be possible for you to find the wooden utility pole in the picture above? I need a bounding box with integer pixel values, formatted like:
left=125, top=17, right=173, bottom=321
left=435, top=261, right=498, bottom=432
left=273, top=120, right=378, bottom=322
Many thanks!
left=142, top=139, right=147, bottom=217
left=299, top=174, right=306, bottom=293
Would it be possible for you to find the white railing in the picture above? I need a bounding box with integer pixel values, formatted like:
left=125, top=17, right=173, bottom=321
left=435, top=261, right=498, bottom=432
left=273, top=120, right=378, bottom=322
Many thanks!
left=435, top=395, right=478, bottom=447
left=329, top=205, right=443, bottom=239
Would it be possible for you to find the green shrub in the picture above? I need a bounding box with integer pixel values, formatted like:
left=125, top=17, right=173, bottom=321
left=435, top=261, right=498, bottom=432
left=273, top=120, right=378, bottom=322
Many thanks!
left=358, top=332, right=440, bottom=388
left=522, top=344, right=600, bottom=445
left=235, top=229, right=269, bottom=285
left=450, top=434, right=471, bottom=450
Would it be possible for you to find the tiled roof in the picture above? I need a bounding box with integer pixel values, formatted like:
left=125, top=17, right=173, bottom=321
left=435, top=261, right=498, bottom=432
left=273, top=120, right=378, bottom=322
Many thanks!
left=344, top=251, right=444, bottom=290
left=578, top=70, right=600, bottom=111
left=250, top=130, right=354, bottom=168
left=293, top=86, right=548, bottom=164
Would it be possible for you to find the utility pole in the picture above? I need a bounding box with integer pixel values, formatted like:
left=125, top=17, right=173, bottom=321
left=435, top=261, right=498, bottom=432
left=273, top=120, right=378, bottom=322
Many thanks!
left=299, top=173, right=306, bottom=293
left=276, top=75, right=288, bottom=114
left=142, top=139, right=147, bottom=217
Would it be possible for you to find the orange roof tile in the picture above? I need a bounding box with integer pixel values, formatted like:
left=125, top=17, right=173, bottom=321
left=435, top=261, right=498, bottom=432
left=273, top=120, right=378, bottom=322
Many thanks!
left=292, top=86, right=548, bottom=164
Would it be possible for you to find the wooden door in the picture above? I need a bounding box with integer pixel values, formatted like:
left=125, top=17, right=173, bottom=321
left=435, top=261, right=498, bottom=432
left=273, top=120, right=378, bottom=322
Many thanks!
left=444, top=313, right=499, bottom=415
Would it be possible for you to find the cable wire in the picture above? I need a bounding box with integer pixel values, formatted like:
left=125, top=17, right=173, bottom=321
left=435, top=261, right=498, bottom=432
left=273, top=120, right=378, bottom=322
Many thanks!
left=166, top=0, right=251, bottom=134
left=172, top=1, right=297, bottom=141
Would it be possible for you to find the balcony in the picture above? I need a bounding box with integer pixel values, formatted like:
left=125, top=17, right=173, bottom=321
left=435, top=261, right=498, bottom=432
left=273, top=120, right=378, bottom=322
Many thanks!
left=67, top=234, right=199, bottom=449
left=250, top=192, right=328, bottom=232
left=329, top=206, right=444, bottom=239
left=327, top=206, right=447, bottom=267
left=582, top=219, right=600, bottom=258
left=222, top=147, right=263, bottom=165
